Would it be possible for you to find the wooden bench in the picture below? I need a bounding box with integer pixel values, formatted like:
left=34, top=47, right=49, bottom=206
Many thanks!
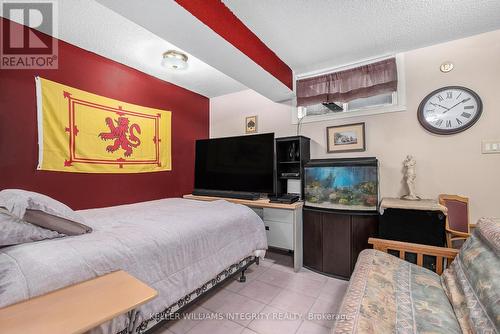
left=0, top=270, right=157, bottom=334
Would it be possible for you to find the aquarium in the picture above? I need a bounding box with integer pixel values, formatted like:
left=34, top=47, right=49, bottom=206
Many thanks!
left=304, top=158, right=379, bottom=211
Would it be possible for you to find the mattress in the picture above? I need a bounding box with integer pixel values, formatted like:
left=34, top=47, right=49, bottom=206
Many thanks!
left=0, top=198, right=268, bottom=333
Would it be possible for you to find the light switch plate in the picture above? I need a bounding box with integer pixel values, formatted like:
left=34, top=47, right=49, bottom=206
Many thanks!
left=482, top=140, right=500, bottom=154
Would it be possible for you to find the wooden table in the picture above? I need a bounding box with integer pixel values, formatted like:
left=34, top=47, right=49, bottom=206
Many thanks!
left=0, top=270, right=157, bottom=334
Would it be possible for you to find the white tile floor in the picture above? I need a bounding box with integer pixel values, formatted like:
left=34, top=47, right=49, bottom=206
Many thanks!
left=151, top=253, right=349, bottom=334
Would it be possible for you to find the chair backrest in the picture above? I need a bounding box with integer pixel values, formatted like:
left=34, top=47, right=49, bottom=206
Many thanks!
left=439, top=194, right=469, bottom=234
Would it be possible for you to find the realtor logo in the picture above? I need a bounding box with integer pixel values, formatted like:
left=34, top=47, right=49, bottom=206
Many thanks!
left=1, top=0, right=58, bottom=69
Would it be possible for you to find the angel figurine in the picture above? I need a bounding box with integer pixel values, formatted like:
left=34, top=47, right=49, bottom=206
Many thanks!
left=402, top=155, right=420, bottom=200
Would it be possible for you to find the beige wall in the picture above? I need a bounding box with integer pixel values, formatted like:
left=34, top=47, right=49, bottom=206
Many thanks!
left=210, top=30, right=500, bottom=222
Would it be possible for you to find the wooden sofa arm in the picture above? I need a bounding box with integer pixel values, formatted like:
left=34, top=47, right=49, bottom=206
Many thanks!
left=368, top=238, right=459, bottom=274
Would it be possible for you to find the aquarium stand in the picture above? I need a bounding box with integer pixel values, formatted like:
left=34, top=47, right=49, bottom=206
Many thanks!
left=303, top=208, right=379, bottom=280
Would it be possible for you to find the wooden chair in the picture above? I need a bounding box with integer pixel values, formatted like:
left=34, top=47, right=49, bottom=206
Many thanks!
left=438, top=194, right=471, bottom=249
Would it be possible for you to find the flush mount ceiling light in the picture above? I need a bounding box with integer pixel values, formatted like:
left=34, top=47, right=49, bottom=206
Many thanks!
left=162, top=50, right=188, bottom=70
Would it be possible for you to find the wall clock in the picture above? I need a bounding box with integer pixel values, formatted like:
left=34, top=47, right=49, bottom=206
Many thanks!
left=417, top=86, right=482, bottom=135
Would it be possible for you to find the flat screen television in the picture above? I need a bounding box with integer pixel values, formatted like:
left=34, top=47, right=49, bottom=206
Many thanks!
left=304, top=158, right=379, bottom=211
left=194, top=133, right=275, bottom=194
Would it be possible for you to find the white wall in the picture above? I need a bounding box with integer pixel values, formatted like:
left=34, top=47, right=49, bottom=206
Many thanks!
left=210, top=30, right=500, bottom=223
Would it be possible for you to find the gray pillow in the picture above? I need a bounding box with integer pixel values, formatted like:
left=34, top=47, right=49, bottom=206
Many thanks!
left=0, top=189, right=92, bottom=236
left=0, top=210, right=64, bottom=247
left=24, top=209, right=92, bottom=236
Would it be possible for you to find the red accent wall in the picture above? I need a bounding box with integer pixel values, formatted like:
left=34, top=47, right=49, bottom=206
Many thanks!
left=175, top=0, right=293, bottom=90
left=0, top=18, right=209, bottom=210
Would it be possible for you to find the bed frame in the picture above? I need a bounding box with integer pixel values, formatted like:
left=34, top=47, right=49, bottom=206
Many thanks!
left=117, top=255, right=258, bottom=334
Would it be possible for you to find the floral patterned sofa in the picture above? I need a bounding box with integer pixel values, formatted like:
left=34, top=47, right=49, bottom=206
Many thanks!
left=332, top=218, right=499, bottom=333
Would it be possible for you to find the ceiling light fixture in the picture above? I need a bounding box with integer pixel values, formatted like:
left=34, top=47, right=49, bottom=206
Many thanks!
left=162, top=50, right=189, bottom=70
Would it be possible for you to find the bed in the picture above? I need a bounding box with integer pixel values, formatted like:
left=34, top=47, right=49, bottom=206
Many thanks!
left=0, top=198, right=268, bottom=333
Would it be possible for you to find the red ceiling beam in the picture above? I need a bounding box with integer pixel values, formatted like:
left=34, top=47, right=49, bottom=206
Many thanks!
left=174, top=0, right=293, bottom=91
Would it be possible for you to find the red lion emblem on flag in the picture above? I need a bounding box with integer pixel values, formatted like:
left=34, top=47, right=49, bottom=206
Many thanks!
left=99, top=116, right=141, bottom=157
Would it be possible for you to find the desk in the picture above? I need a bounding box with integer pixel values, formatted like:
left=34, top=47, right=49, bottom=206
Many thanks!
left=184, top=194, right=303, bottom=272
left=183, top=194, right=303, bottom=210
left=0, top=271, right=157, bottom=334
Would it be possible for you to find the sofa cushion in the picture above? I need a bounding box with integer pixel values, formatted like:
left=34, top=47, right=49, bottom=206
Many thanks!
left=441, top=217, right=500, bottom=333
left=333, top=249, right=462, bottom=334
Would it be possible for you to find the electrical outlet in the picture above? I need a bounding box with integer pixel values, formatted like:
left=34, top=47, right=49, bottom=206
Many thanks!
left=482, top=140, right=500, bottom=154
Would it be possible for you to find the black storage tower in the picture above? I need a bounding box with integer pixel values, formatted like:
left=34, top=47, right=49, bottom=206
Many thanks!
left=275, top=136, right=310, bottom=198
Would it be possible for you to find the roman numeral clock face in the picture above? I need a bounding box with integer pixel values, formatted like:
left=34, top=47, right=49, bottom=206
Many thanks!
left=418, top=86, right=482, bottom=135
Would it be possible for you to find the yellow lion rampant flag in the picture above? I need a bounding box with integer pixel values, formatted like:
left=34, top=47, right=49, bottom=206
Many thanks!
left=36, top=77, right=172, bottom=173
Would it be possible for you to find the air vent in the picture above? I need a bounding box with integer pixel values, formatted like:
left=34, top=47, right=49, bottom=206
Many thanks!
left=322, top=102, right=344, bottom=112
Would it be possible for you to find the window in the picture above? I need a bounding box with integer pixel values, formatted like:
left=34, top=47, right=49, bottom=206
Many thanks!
left=294, top=55, right=406, bottom=123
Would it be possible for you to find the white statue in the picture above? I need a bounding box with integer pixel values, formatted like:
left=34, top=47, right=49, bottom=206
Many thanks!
left=402, top=155, right=420, bottom=200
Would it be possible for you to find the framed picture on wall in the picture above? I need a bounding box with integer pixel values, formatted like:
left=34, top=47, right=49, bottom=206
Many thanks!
left=245, top=115, right=258, bottom=134
left=327, top=122, right=366, bottom=153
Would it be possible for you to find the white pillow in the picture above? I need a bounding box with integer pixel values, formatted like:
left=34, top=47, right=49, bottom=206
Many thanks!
left=0, top=189, right=86, bottom=225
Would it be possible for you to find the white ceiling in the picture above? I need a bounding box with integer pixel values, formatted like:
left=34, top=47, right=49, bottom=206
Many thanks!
left=223, top=0, right=500, bottom=75
left=6, top=0, right=500, bottom=100
left=96, top=0, right=295, bottom=102
left=5, top=0, right=247, bottom=98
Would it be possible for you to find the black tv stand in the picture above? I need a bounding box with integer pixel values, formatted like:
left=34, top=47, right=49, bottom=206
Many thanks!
left=192, top=189, right=261, bottom=200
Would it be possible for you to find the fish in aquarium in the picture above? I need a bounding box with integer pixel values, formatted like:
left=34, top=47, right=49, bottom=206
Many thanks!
left=305, top=166, right=378, bottom=210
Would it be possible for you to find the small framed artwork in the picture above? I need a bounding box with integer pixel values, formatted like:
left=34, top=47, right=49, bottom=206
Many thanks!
left=327, top=122, right=366, bottom=153
left=245, top=115, right=258, bottom=134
